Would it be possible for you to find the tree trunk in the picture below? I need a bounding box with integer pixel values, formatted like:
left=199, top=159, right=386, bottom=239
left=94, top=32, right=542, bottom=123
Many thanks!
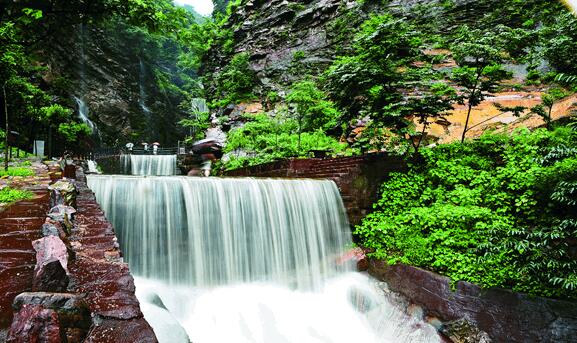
left=3, top=83, right=8, bottom=171
left=461, top=102, right=473, bottom=143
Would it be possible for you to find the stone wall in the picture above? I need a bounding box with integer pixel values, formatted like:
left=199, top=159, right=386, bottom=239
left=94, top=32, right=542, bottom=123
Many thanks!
left=0, top=164, right=52, bottom=329
left=0, top=163, right=157, bottom=342
left=225, top=152, right=406, bottom=225
left=369, top=261, right=577, bottom=343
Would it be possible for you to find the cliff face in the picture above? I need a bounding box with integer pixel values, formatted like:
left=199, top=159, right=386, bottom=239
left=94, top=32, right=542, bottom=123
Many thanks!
left=203, top=0, right=480, bottom=96
left=203, top=0, right=576, bottom=144
left=41, top=21, right=190, bottom=147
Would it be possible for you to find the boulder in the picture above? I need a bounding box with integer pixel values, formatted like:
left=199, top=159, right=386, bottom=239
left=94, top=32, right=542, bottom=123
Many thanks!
left=10, top=292, right=90, bottom=342
left=32, top=260, right=69, bottom=292
left=7, top=305, right=62, bottom=343
left=441, top=318, right=492, bottom=343
left=32, top=236, right=68, bottom=282
left=49, top=179, right=78, bottom=208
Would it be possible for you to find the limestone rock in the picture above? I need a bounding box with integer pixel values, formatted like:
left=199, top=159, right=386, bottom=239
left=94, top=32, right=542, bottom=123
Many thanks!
left=32, top=260, right=69, bottom=292
left=49, top=179, right=78, bottom=208
left=10, top=292, right=91, bottom=343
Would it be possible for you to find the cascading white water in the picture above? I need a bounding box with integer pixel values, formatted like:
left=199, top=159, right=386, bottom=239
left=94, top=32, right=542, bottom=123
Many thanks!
left=86, top=160, right=100, bottom=174
left=139, top=59, right=152, bottom=116
left=120, top=154, right=177, bottom=176
left=73, top=96, right=97, bottom=132
left=87, top=175, right=440, bottom=343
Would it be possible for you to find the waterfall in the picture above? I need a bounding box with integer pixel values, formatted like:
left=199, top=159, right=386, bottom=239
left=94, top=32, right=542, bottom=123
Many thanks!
left=73, top=96, right=96, bottom=132
left=74, top=24, right=98, bottom=135
left=120, top=154, right=177, bottom=176
left=86, top=160, right=100, bottom=174
left=139, top=59, right=152, bottom=116
left=87, top=175, right=440, bottom=343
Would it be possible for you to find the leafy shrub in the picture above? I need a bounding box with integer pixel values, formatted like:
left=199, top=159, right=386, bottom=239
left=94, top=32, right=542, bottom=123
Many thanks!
left=0, top=187, right=33, bottom=203
left=356, top=127, right=577, bottom=299
left=0, top=167, right=34, bottom=177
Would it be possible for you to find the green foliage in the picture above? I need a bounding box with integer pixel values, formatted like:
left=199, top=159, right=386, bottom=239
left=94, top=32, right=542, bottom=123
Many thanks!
left=324, top=13, right=422, bottom=119
left=356, top=127, right=577, bottom=299
left=0, top=167, right=34, bottom=177
left=212, top=52, right=257, bottom=107
left=530, top=88, right=570, bottom=130
left=57, top=122, right=91, bottom=143
left=179, top=98, right=210, bottom=142
left=0, top=187, right=33, bottom=204
left=450, top=26, right=512, bottom=142
left=222, top=112, right=349, bottom=170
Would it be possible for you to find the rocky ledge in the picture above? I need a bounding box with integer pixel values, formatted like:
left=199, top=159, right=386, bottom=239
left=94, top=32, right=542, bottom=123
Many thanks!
left=369, top=261, right=577, bottom=343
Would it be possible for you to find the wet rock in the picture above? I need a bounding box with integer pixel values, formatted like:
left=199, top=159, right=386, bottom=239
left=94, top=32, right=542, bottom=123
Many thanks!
left=49, top=179, right=78, bottom=208
left=441, top=318, right=492, bottom=343
left=10, top=292, right=91, bottom=342
left=368, top=261, right=577, bottom=342
left=32, top=236, right=69, bottom=279
left=48, top=205, right=76, bottom=233
left=84, top=317, right=157, bottom=343
left=7, top=304, right=62, bottom=343
left=32, top=260, right=69, bottom=292
left=41, top=222, right=60, bottom=237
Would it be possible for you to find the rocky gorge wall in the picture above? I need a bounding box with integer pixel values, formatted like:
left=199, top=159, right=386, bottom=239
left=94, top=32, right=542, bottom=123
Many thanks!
left=368, top=261, right=577, bottom=343
left=40, top=21, right=189, bottom=148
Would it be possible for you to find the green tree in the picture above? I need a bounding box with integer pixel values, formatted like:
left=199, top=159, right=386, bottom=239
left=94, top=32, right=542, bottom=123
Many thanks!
left=324, top=14, right=422, bottom=123
left=286, top=80, right=340, bottom=152
left=179, top=98, right=210, bottom=142
left=530, top=88, right=569, bottom=130
left=450, top=26, right=511, bottom=143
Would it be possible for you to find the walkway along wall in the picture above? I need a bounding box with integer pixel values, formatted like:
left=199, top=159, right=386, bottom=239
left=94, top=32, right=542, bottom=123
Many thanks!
left=225, top=152, right=407, bottom=226
left=0, top=163, right=157, bottom=342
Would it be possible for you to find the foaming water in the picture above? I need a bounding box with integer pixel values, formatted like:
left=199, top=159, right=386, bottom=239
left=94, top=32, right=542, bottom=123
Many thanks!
left=120, top=154, right=177, bottom=176
left=87, top=175, right=440, bottom=343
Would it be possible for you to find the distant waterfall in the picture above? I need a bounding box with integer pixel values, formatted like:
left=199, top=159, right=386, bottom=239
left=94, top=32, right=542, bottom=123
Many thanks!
left=87, top=175, right=440, bottom=343
left=120, top=154, right=177, bottom=176
left=74, top=24, right=98, bottom=135
left=139, top=59, right=152, bottom=116
left=73, top=96, right=96, bottom=132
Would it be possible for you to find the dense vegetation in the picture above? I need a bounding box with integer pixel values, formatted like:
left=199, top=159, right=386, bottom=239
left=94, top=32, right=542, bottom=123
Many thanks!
left=0, top=187, right=33, bottom=204
left=356, top=126, right=577, bottom=299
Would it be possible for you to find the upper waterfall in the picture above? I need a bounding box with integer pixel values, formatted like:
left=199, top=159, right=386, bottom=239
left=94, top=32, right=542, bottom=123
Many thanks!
left=120, top=154, right=177, bottom=176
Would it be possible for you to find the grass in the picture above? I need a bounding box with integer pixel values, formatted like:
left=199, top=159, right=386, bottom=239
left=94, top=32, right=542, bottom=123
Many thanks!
left=0, top=167, right=35, bottom=177
left=0, top=187, right=34, bottom=204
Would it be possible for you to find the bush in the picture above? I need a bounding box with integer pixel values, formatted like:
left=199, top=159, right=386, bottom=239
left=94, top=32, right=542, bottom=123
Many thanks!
left=0, top=187, right=34, bottom=203
left=0, top=167, right=35, bottom=177
left=356, top=127, right=577, bottom=299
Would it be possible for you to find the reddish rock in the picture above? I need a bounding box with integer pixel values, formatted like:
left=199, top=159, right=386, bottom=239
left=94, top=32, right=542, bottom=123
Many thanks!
left=32, top=260, right=69, bottom=292
left=84, top=318, right=157, bottom=343
left=10, top=292, right=90, bottom=343
left=368, top=261, right=577, bottom=343
left=7, top=304, right=62, bottom=343
left=32, top=236, right=69, bottom=275
left=0, top=184, right=49, bottom=328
